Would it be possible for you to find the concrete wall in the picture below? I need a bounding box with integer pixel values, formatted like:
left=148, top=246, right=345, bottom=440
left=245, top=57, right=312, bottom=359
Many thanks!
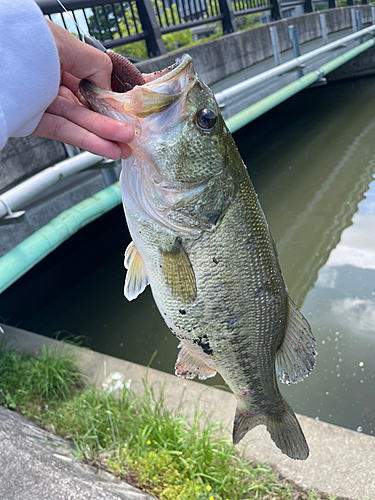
left=328, top=44, right=375, bottom=82
left=0, top=135, right=113, bottom=258
left=0, top=169, right=111, bottom=257
left=137, top=6, right=374, bottom=86
left=0, top=137, right=66, bottom=194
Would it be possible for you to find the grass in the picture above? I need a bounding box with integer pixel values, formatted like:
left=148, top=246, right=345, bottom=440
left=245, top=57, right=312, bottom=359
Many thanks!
left=0, top=342, right=337, bottom=500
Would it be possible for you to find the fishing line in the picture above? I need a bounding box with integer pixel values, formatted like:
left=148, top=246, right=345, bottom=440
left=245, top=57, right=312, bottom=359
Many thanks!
left=55, top=0, right=88, bottom=37
left=55, top=0, right=127, bottom=90
left=55, top=0, right=107, bottom=52
left=56, top=0, right=131, bottom=90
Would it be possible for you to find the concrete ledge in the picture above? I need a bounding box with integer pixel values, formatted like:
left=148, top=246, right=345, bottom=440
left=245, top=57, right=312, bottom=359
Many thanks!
left=0, top=406, right=155, bottom=500
left=2, top=324, right=374, bottom=499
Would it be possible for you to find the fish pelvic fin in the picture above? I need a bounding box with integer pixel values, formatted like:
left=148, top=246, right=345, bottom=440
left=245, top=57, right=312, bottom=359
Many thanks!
left=276, top=297, right=316, bottom=385
left=124, top=241, right=149, bottom=301
left=232, top=399, right=309, bottom=461
left=175, top=343, right=216, bottom=380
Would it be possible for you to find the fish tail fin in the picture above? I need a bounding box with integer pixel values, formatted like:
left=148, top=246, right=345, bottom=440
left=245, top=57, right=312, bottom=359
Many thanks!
left=266, top=399, right=309, bottom=460
left=232, top=399, right=309, bottom=460
left=232, top=409, right=264, bottom=446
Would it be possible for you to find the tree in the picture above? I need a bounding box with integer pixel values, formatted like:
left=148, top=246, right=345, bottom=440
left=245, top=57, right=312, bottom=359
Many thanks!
left=86, top=0, right=222, bottom=59
left=87, top=4, right=125, bottom=41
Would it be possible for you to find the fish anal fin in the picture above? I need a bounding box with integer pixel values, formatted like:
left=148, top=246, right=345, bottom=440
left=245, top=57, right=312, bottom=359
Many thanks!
left=161, top=237, right=197, bottom=303
left=175, top=343, right=216, bottom=381
left=276, top=297, right=316, bottom=385
left=232, top=399, right=309, bottom=460
left=124, top=243, right=149, bottom=301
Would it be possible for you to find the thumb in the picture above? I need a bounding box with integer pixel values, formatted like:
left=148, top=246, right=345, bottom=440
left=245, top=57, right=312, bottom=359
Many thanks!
left=46, top=20, right=112, bottom=90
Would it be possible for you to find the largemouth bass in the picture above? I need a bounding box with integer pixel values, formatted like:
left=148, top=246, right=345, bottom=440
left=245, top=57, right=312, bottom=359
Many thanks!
left=80, top=54, right=316, bottom=460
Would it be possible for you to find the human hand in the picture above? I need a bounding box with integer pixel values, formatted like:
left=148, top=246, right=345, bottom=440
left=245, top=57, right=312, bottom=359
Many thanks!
left=32, top=21, right=134, bottom=160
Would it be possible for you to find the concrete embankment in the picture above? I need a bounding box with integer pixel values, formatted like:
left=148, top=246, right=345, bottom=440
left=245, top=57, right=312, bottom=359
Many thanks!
left=1, top=324, right=374, bottom=499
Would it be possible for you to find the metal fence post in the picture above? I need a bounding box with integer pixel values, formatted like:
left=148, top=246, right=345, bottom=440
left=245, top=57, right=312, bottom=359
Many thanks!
left=269, top=26, right=282, bottom=66
left=356, top=10, right=363, bottom=43
left=218, top=0, right=237, bottom=34
left=361, top=0, right=368, bottom=5
left=351, top=8, right=357, bottom=32
left=304, top=0, right=313, bottom=13
left=347, top=0, right=354, bottom=6
left=320, top=13, right=328, bottom=45
left=356, top=9, right=363, bottom=30
left=288, top=25, right=304, bottom=78
left=136, top=0, right=166, bottom=57
left=270, top=0, right=281, bottom=21
left=328, top=0, right=337, bottom=8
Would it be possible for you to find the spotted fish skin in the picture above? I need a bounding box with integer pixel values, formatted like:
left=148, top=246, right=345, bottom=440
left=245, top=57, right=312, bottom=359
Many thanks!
left=79, top=54, right=316, bottom=460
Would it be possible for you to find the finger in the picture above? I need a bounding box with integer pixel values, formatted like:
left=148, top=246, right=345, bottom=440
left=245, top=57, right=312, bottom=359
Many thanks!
left=46, top=95, right=135, bottom=144
left=46, top=20, right=112, bottom=90
left=117, top=142, right=132, bottom=160
left=32, top=113, right=123, bottom=160
left=58, top=84, right=82, bottom=105
left=60, top=71, right=81, bottom=95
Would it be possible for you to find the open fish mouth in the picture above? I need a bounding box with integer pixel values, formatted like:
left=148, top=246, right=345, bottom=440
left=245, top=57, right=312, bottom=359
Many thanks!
left=79, top=54, right=196, bottom=120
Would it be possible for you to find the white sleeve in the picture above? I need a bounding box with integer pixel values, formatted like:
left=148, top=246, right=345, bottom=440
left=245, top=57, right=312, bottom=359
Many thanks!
left=0, top=0, right=60, bottom=151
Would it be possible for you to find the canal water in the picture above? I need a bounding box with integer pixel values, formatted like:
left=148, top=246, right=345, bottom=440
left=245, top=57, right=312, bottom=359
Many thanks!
left=2, top=75, right=375, bottom=436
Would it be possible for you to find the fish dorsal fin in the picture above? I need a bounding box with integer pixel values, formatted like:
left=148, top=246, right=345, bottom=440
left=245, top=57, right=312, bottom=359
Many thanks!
left=175, top=343, right=216, bottom=380
left=276, top=298, right=316, bottom=384
left=161, top=237, right=197, bottom=302
left=124, top=241, right=149, bottom=301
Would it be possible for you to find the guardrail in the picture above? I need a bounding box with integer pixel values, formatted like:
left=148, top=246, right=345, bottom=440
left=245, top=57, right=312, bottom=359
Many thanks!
left=216, top=22, right=375, bottom=109
left=37, top=0, right=368, bottom=57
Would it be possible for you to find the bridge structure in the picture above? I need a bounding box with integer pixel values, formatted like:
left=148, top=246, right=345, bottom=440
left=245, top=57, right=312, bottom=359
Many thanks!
left=36, top=0, right=327, bottom=58
left=37, top=0, right=369, bottom=58
left=1, top=3, right=375, bottom=289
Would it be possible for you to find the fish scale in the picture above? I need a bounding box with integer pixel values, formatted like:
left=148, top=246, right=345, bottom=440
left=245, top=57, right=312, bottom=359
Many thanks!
left=132, top=167, right=290, bottom=425
left=79, top=53, right=316, bottom=460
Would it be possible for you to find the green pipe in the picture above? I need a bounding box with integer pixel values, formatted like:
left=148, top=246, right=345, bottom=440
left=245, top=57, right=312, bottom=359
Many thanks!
left=0, top=182, right=121, bottom=294
left=320, top=38, right=374, bottom=74
left=227, top=38, right=375, bottom=134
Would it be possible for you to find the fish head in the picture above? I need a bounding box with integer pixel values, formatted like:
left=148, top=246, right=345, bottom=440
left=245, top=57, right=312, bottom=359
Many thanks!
left=80, top=54, right=235, bottom=235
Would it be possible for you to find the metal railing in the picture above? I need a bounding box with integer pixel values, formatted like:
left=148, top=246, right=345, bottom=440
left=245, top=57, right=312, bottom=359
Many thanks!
left=231, top=0, right=271, bottom=14
left=36, top=0, right=368, bottom=58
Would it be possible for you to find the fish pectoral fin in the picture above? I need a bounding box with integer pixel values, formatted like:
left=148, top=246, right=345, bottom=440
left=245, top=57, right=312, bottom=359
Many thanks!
left=161, top=237, right=197, bottom=303
left=275, top=297, right=316, bottom=384
left=233, top=399, right=309, bottom=460
left=175, top=343, right=216, bottom=381
left=124, top=242, right=149, bottom=301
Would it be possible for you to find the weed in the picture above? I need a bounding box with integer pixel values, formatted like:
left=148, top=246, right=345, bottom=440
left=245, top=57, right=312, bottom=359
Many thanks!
left=0, top=342, right=83, bottom=407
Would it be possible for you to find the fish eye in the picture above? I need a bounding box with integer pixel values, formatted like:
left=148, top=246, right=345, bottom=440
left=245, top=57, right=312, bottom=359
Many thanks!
left=196, top=108, right=217, bottom=131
